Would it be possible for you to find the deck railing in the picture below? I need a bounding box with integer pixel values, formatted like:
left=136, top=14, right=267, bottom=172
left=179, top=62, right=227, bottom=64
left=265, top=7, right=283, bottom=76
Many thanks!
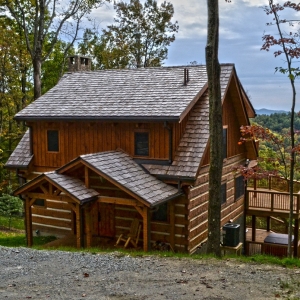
left=247, top=176, right=300, bottom=193
left=246, top=190, right=300, bottom=213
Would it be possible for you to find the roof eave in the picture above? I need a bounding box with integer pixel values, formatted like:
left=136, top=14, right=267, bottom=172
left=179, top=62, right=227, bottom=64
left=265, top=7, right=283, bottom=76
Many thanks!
left=14, top=116, right=180, bottom=122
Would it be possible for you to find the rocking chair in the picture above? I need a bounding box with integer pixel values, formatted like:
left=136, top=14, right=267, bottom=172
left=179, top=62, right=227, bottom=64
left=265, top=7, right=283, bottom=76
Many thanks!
left=115, top=218, right=141, bottom=248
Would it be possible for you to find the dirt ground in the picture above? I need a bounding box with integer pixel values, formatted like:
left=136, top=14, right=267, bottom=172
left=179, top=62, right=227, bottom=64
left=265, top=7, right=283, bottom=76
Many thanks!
left=1, top=246, right=300, bottom=300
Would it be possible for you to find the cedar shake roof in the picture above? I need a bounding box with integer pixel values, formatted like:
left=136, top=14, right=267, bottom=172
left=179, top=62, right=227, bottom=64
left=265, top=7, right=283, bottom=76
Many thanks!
left=143, top=91, right=209, bottom=178
left=79, top=151, right=181, bottom=206
left=5, top=130, right=33, bottom=169
left=14, top=65, right=234, bottom=121
left=14, top=172, right=99, bottom=204
left=47, top=172, right=99, bottom=203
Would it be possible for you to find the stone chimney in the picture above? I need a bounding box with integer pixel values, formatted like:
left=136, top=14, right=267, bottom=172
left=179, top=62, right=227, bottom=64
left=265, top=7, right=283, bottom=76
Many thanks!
left=68, top=55, right=92, bottom=72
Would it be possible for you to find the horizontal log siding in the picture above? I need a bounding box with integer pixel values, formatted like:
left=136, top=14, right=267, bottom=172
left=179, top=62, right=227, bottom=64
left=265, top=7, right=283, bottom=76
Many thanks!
left=31, top=121, right=172, bottom=169
left=187, top=155, right=246, bottom=253
left=31, top=199, right=72, bottom=236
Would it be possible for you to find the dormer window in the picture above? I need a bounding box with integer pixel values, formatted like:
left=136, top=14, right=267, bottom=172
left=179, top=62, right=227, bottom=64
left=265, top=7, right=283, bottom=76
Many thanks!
left=47, top=130, right=59, bottom=152
left=134, top=132, right=149, bottom=156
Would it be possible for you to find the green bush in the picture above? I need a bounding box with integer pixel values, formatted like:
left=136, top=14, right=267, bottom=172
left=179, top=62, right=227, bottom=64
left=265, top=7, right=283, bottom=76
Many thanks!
left=0, top=193, right=23, bottom=229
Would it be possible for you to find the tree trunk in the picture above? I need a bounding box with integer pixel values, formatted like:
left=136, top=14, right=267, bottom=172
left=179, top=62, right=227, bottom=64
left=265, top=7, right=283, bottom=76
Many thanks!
left=288, top=78, right=296, bottom=257
left=33, top=56, right=42, bottom=99
left=206, top=0, right=222, bottom=257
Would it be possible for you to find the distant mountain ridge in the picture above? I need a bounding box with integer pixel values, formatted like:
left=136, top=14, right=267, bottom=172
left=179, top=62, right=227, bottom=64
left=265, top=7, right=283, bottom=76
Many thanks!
left=255, top=108, right=288, bottom=115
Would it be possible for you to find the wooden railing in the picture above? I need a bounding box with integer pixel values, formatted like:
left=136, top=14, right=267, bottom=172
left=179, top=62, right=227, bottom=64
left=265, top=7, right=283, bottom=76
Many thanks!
left=247, top=176, right=300, bottom=193
left=246, top=190, right=300, bottom=213
left=246, top=240, right=300, bottom=258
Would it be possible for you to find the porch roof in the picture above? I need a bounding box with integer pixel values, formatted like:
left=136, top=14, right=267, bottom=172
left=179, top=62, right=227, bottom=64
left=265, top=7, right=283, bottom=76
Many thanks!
left=14, top=172, right=99, bottom=204
left=62, top=151, right=182, bottom=207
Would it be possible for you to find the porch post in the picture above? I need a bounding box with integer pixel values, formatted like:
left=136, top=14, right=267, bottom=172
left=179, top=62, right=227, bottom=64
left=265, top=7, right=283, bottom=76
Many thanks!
left=142, top=207, right=151, bottom=252
left=266, top=216, right=271, bottom=232
left=85, top=205, right=92, bottom=248
left=294, top=218, right=299, bottom=258
left=76, top=204, right=82, bottom=248
left=251, top=215, right=256, bottom=241
left=25, top=197, right=33, bottom=247
left=169, top=202, right=175, bottom=251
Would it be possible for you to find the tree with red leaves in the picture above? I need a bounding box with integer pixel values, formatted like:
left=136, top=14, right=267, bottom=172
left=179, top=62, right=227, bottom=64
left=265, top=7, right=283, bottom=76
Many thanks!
left=255, top=0, right=299, bottom=257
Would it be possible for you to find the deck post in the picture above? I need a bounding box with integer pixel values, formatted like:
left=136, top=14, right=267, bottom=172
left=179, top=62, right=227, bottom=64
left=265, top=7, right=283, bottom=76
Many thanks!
left=294, top=219, right=299, bottom=257
left=76, top=204, right=82, bottom=248
left=25, top=197, right=33, bottom=247
left=271, top=194, right=274, bottom=211
left=251, top=215, right=256, bottom=241
left=267, top=216, right=271, bottom=232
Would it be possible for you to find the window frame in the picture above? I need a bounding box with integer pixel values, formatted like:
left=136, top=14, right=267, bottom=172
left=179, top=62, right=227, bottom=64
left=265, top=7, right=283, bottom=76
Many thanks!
left=235, top=175, right=245, bottom=201
left=33, top=199, right=46, bottom=207
left=47, top=130, right=59, bottom=152
left=221, top=182, right=227, bottom=205
left=151, top=202, right=169, bottom=223
left=134, top=131, right=150, bottom=157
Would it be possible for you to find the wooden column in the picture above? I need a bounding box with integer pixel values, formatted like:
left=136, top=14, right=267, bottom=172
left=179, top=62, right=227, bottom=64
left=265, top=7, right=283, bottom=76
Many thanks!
left=85, top=205, right=92, bottom=248
left=25, top=198, right=33, bottom=247
left=169, top=202, right=175, bottom=251
left=252, top=215, right=256, bottom=241
left=294, top=218, right=299, bottom=258
left=267, top=216, right=271, bottom=232
left=142, top=207, right=151, bottom=252
left=76, top=204, right=82, bottom=248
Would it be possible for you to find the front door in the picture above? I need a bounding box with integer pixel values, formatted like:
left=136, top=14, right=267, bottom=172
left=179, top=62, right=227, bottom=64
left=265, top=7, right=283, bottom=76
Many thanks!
left=97, top=203, right=115, bottom=237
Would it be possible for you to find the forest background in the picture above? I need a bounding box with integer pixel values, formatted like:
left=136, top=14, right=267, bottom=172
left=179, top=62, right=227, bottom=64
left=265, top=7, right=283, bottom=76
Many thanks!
left=0, top=0, right=299, bottom=195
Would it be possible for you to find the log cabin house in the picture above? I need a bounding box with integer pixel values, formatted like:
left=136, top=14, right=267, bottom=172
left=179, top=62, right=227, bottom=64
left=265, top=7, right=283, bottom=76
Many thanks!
left=6, top=56, right=258, bottom=253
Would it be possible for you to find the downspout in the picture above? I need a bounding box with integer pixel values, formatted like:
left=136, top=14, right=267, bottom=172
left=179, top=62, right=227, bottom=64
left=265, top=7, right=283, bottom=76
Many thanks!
left=164, top=121, right=173, bottom=164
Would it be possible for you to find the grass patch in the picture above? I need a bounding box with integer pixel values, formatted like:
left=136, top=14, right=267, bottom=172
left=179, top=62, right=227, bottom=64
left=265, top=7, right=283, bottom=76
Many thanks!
left=0, top=231, right=56, bottom=247
left=0, top=215, right=24, bottom=230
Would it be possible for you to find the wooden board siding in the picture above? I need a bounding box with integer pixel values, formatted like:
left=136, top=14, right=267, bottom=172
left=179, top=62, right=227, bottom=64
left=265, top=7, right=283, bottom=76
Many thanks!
left=29, top=121, right=173, bottom=170
left=187, top=155, right=246, bottom=253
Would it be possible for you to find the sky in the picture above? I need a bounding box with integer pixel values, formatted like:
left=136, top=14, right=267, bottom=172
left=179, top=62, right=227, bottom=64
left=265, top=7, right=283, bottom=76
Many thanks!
left=90, top=0, right=300, bottom=112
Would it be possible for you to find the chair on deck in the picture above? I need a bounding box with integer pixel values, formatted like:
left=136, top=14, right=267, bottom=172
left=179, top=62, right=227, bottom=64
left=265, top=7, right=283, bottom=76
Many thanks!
left=115, top=218, right=141, bottom=248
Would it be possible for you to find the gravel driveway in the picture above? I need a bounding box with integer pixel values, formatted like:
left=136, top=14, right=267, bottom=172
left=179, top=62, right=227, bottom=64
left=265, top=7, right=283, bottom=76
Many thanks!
left=0, top=246, right=299, bottom=299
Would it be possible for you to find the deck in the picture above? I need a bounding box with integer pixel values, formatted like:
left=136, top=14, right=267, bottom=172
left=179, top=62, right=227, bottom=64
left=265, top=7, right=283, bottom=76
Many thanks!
left=245, top=177, right=300, bottom=257
left=246, top=177, right=300, bottom=222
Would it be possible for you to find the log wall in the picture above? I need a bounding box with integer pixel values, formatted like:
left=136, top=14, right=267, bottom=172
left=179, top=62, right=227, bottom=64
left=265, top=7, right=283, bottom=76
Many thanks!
left=187, top=154, right=246, bottom=253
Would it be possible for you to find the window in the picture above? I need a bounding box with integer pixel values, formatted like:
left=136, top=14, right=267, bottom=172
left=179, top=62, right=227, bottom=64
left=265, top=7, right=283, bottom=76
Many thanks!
left=134, top=132, right=149, bottom=156
left=235, top=176, right=245, bottom=200
left=152, top=202, right=168, bottom=222
left=223, top=127, right=227, bottom=159
left=47, top=130, right=59, bottom=152
left=221, top=183, right=227, bottom=204
left=34, top=199, right=45, bottom=207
